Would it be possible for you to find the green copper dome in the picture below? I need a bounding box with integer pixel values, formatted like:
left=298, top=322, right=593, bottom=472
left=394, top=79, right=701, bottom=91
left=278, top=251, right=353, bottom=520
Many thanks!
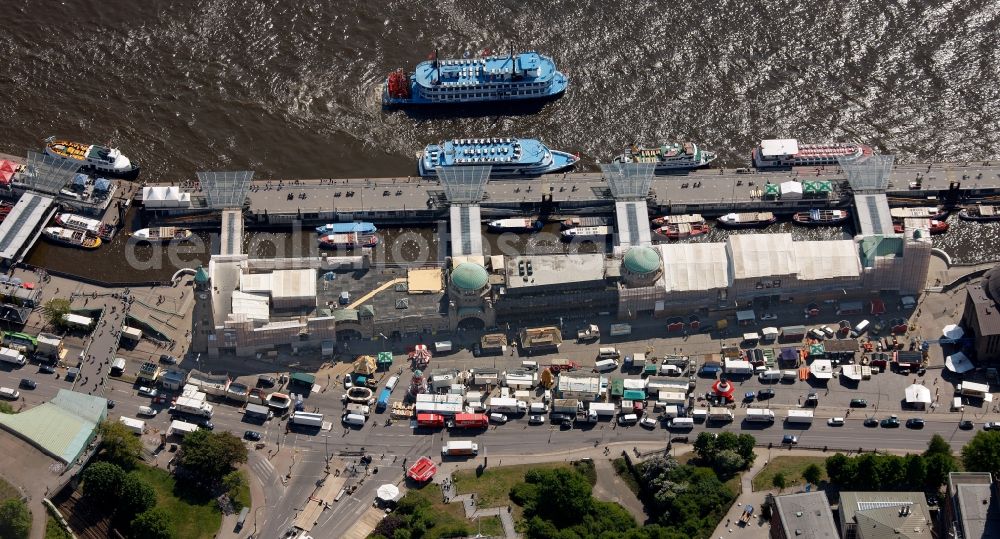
left=623, top=246, right=661, bottom=275
left=194, top=266, right=209, bottom=284
left=451, top=263, right=489, bottom=291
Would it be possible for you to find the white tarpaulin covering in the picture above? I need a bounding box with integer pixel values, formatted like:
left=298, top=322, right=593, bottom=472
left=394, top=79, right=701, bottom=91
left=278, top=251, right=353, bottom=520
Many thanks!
left=780, top=181, right=804, bottom=199
left=943, top=324, right=965, bottom=340
left=656, top=243, right=730, bottom=291
left=946, top=352, right=974, bottom=374
left=796, top=240, right=863, bottom=280
left=905, top=384, right=931, bottom=405
left=726, top=234, right=797, bottom=280
left=376, top=484, right=401, bottom=502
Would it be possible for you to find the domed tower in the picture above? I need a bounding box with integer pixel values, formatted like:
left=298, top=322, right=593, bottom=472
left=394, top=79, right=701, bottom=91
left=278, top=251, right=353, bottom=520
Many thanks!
left=621, top=246, right=662, bottom=287
left=449, top=262, right=490, bottom=307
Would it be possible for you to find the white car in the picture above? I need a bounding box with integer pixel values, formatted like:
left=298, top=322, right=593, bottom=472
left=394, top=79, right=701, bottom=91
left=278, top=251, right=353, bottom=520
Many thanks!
left=761, top=314, right=778, bottom=320
left=137, top=386, right=158, bottom=398
left=827, top=417, right=845, bottom=426
left=639, top=416, right=658, bottom=429
left=820, top=326, right=835, bottom=338
left=489, top=413, right=508, bottom=424
left=343, top=375, right=353, bottom=389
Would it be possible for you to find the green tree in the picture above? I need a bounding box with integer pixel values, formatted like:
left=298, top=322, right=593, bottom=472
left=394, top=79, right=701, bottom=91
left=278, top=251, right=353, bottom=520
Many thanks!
left=802, top=463, right=823, bottom=486
left=178, top=430, right=248, bottom=482
left=735, top=434, right=757, bottom=467
left=42, top=298, right=72, bottom=329
left=962, top=431, right=1000, bottom=477
left=904, top=454, right=927, bottom=489
left=713, top=449, right=746, bottom=476
left=119, top=473, right=156, bottom=522
left=925, top=453, right=958, bottom=491
left=925, top=434, right=952, bottom=457
left=0, top=498, right=31, bottom=539
left=129, top=508, right=172, bottom=539
left=98, top=420, right=142, bottom=469
left=81, top=461, right=125, bottom=503
left=772, top=471, right=787, bottom=491
left=693, top=432, right=718, bottom=460
left=526, top=468, right=594, bottom=524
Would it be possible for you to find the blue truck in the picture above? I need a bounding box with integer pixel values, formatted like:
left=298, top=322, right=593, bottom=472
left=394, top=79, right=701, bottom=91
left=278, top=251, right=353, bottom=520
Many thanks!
left=376, top=388, right=391, bottom=413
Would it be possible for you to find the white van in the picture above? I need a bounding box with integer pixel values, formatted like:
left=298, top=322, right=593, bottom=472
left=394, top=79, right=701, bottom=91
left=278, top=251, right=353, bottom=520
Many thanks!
left=489, top=412, right=508, bottom=424
left=529, top=402, right=548, bottom=414
left=137, top=406, right=158, bottom=417
left=598, top=347, right=620, bottom=359
left=0, top=387, right=19, bottom=400
left=617, top=413, right=638, bottom=425
left=434, top=341, right=453, bottom=353
left=661, top=405, right=681, bottom=419
left=342, top=413, right=366, bottom=426
left=594, top=359, right=619, bottom=373
left=851, top=320, right=870, bottom=337
left=669, top=417, right=695, bottom=429
left=691, top=409, right=708, bottom=422
left=110, top=358, right=126, bottom=376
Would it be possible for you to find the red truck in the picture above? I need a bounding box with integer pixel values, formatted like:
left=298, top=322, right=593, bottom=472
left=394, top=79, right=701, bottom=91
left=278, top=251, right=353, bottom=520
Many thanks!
left=448, top=413, right=489, bottom=429
left=416, top=413, right=445, bottom=428
left=407, top=456, right=438, bottom=482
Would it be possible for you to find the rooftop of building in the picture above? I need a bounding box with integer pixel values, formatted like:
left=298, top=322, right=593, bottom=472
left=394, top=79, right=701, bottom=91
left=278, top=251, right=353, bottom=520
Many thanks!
left=772, top=491, right=839, bottom=539
left=0, top=389, right=107, bottom=464
left=840, top=491, right=932, bottom=539
left=503, top=253, right=607, bottom=290
left=967, top=278, right=1000, bottom=336
left=317, top=266, right=447, bottom=322
left=451, top=262, right=489, bottom=291
left=948, top=472, right=1000, bottom=539
left=622, top=246, right=661, bottom=275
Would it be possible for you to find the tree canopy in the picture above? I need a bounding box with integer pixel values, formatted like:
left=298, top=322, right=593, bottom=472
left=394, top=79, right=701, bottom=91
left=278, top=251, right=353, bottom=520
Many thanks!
left=962, top=431, right=1000, bottom=477
left=826, top=440, right=958, bottom=492
left=178, top=430, right=248, bottom=482
left=119, top=473, right=157, bottom=522
left=802, top=463, right=823, bottom=486
left=693, top=432, right=756, bottom=476
left=42, top=298, right=72, bottom=329
left=0, top=498, right=31, bottom=539
left=129, top=508, right=173, bottom=539
left=82, top=461, right=125, bottom=503
left=98, top=420, right=142, bottom=469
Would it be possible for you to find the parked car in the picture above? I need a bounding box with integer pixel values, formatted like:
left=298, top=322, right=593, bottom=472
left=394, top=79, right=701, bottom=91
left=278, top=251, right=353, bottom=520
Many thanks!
left=959, top=420, right=975, bottom=430
left=881, top=415, right=900, bottom=428
left=107, top=400, right=116, bottom=409
left=137, top=386, right=158, bottom=397
left=550, top=413, right=573, bottom=424
left=743, top=391, right=756, bottom=402
left=761, top=314, right=778, bottom=320
left=820, top=326, right=835, bottom=338
left=38, top=364, right=55, bottom=374
left=850, top=399, right=868, bottom=408
left=196, top=418, right=215, bottom=430
left=343, top=375, right=353, bottom=389
left=489, top=413, right=508, bottom=424
left=827, top=417, right=845, bottom=426
left=758, top=389, right=775, bottom=400
left=560, top=419, right=573, bottom=429
left=244, top=431, right=262, bottom=441
left=159, top=354, right=178, bottom=364
left=19, top=379, right=36, bottom=390
left=528, top=415, right=545, bottom=425
left=640, top=416, right=658, bottom=429
left=782, top=434, right=798, bottom=445
left=863, top=417, right=878, bottom=427
left=905, top=418, right=925, bottom=429
left=984, top=422, right=1000, bottom=431
left=257, top=375, right=277, bottom=388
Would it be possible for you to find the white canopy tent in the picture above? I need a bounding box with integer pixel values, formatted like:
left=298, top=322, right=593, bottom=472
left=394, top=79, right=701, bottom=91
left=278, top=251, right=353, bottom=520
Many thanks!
left=943, top=324, right=965, bottom=340
left=904, top=384, right=931, bottom=408
left=945, top=352, right=974, bottom=374
left=376, top=484, right=401, bottom=502
left=810, top=359, right=834, bottom=379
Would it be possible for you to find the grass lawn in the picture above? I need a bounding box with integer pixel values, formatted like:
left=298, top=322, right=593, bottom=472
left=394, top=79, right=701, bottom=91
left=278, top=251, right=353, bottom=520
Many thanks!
left=752, top=456, right=828, bottom=492
left=0, top=476, right=20, bottom=501
left=476, top=515, right=504, bottom=537
left=231, top=470, right=251, bottom=510
left=402, top=483, right=477, bottom=539
left=45, top=516, right=72, bottom=539
left=452, top=462, right=572, bottom=510
left=130, top=464, right=222, bottom=539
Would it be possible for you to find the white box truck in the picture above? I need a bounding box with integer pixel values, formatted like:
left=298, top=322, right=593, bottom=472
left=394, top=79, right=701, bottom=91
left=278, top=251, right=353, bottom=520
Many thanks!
left=441, top=440, right=478, bottom=456
left=745, top=408, right=775, bottom=423
left=172, top=396, right=214, bottom=418
left=588, top=402, right=617, bottom=419
left=669, top=417, right=695, bottom=429
left=0, top=348, right=25, bottom=367
left=786, top=410, right=814, bottom=424
left=118, top=416, right=145, bottom=435
left=707, top=409, right=734, bottom=423
left=291, top=411, right=324, bottom=427
left=758, top=370, right=781, bottom=382
left=488, top=397, right=527, bottom=414
left=168, top=419, right=199, bottom=437
left=434, top=341, right=453, bottom=353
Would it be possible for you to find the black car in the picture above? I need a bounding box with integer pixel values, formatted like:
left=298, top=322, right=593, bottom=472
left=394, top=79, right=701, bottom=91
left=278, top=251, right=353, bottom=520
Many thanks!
left=959, top=420, right=974, bottom=430
left=196, top=419, right=215, bottom=430
left=782, top=434, right=798, bottom=445
left=881, top=416, right=901, bottom=428
left=107, top=400, right=116, bottom=409
left=850, top=399, right=868, bottom=408
left=38, top=364, right=55, bottom=374
left=19, top=378, right=36, bottom=390
left=159, top=354, right=178, bottom=365
left=244, top=431, right=262, bottom=441
left=863, top=418, right=878, bottom=427
left=758, top=389, right=775, bottom=400
left=905, top=418, right=925, bottom=429
left=257, top=375, right=277, bottom=388
left=560, top=419, right=573, bottom=429
left=550, top=413, right=573, bottom=424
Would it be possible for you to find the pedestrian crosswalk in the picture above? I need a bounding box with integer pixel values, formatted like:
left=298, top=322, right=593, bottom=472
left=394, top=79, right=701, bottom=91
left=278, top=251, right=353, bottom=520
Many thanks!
left=252, top=457, right=276, bottom=479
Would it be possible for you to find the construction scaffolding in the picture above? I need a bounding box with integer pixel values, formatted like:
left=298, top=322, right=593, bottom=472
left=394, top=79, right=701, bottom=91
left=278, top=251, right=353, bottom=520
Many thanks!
left=438, top=165, right=490, bottom=204
left=601, top=162, right=655, bottom=200
left=839, top=154, right=894, bottom=193
left=197, top=170, right=254, bottom=209
left=22, top=151, right=80, bottom=195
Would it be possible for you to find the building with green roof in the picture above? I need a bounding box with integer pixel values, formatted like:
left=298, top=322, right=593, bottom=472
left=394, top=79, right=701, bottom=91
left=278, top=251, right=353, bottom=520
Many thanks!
left=451, top=262, right=489, bottom=291
left=0, top=389, right=107, bottom=464
left=621, top=246, right=662, bottom=287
